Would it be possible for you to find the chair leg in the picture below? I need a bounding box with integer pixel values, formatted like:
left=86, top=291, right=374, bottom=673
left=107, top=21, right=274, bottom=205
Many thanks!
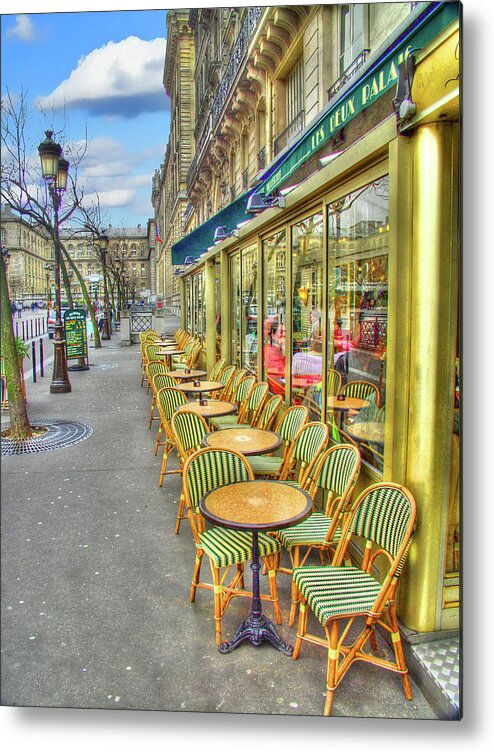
left=190, top=550, right=203, bottom=602
left=149, top=399, right=156, bottom=428
left=387, top=605, right=413, bottom=700
left=159, top=443, right=172, bottom=486
left=154, top=425, right=162, bottom=455
left=175, top=492, right=186, bottom=534
left=211, top=564, right=224, bottom=647
left=323, top=621, right=339, bottom=716
left=292, top=594, right=307, bottom=660
left=288, top=546, right=301, bottom=627
left=265, top=555, right=281, bottom=625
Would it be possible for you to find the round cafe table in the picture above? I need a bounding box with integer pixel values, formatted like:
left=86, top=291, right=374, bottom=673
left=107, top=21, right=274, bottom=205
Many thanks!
left=156, top=347, right=185, bottom=368
left=203, top=427, right=281, bottom=456
left=346, top=421, right=384, bottom=445
left=200, top=480, right=312, bottom=655
left=167, top=369, right=207, bottom=381
left=175, top=400, right=237, bottom=419
left=327, top=394, right=369, bottom=426
left=176, top=380, right=223, bottom=397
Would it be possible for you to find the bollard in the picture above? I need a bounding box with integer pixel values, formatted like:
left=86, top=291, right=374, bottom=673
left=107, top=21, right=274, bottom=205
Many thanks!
left=22, top=320, right=26, bottom=340
left=32, top=340, right=37, bottom=383
left=30, top=318, right=34, bottom=339
left=39, top=337, right=44, bottom=377
left=15, top=321, right=19, bottom=339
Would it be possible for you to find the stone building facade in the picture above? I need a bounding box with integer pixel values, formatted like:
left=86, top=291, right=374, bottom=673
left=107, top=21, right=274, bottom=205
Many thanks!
left=1, top=203, right=51, bottom=305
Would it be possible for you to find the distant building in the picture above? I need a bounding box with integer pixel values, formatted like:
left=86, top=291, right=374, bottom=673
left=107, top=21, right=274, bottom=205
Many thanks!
left=1, top=203, right=51, bottom=304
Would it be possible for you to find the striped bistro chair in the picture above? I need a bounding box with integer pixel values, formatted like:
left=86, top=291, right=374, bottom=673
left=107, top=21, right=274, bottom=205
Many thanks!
left=277, top=421, right=330, bottom=486
left=248, top=405, right=309, bottom=477
left=182, top=447, right=282, bottom=647
left=141, top=343, right=167, bottom=388
left=171, top=409, right=211, bottom=534
left=340, top=380, right=381, bottom=431
left=292, top=482, right=417, bottom=716
left=276, top=443, right=361, bottom=626
left=221, top=368, right=247, bottom=403
left=211, top=375, right=269, bottom=428
left=208, top=357, right=225, bottom=382
left=216, top=364, right=236, bottom=400
left=149, top=372, right=178, bottom=428
left=253, top=394, right=283, bottom=430
left=171, top=338, right=195, bottom=368
left=154, top=387, right=189, bottom=485
left=145, top=359, right=168, bottom=395
left=327, top=368, right=342, bottom=397
left=173, top=339, right=203, bottom=371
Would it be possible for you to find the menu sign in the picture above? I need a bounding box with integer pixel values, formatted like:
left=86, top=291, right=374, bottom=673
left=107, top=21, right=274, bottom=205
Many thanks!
left=64, top=308, right=88, bottom=361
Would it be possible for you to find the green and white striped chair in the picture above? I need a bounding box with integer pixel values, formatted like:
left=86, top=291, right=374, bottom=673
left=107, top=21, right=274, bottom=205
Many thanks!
left=149, top=372, right=178, bottom=428
left=208, top=357, right=225, bottom=382
left=253, top=394, right=283, bottom=430
left=277, top=420, right=330, bottom=486
left=327, top=368, right=342, bottom=397
left=216, top=364, right=236, bottom=400
left=248, top=405, right=309, bottom=477
left=145, top=359, right=168, bottom=395
left=171, top=409, right=211, bottom=534
left=221, top=368, right=247, bottom=403
left=182, top=447, right=282, bottom=647
left=292, top=481, right=417, bottom=716
left=141, top=343, right=166, bottom=387
left=209, top=374, right=254, bottom=429
left=211, top=381, right=268, bottom=430
left=275, top=443, right=361, bottom=626
left=153, top=387, right=188, bottom=485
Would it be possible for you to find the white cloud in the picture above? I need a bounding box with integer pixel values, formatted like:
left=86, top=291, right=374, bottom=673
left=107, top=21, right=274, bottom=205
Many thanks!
left=5, top=15, right=36, bottom=42
left=36, top=36, right=168, bottom=118
left=82, top=188, right=136, bottom=209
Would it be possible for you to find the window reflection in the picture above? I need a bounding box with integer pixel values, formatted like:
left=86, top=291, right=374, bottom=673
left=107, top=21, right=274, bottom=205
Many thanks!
left=327, top=176, right=389, bottom=472
left=291, top=214, right=324, bottom=414
left=262, top=230, right=287, bottom=398
left=230, top=253, right=241, bottom=366
left=242, top=245, right=258, bottom=373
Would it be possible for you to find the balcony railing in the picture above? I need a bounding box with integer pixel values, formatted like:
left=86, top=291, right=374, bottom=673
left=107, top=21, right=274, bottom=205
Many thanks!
left=242, top=169, right=249, bottom=190
left=273, top=111, right=305, bottom=157
left=328, top=49, right=371, bottom=101
left=187, top=7, right=263, bottom=192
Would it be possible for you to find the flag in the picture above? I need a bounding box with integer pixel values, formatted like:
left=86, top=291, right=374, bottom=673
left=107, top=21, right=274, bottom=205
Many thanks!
left=156, top=224, right=162, bottom=244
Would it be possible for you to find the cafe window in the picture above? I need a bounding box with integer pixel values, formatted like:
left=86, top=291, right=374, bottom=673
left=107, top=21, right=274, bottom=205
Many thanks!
left=229, top=253, right=241, bottom=366
left=192, top=271, right=205, bottom=339
left=291, top=213, right=324, bottom=416
left=328, top=175, right=389, bottom=472
left=241, top=244, right=258, bottom=373
left=185, top=278, right=192, bottom=331
left=262, top=230, right=287, bottom=398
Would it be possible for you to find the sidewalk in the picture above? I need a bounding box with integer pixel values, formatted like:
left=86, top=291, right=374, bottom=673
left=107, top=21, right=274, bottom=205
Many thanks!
left=1, top=321, right=439, bottom=719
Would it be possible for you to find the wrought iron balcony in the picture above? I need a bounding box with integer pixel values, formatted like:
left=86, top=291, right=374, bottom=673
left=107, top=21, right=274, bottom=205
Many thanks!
left=273, top=111, right=305, bottom=157
left=211, top=7, right=263, bottom=129
left=328, top=49, right=371, bottom=101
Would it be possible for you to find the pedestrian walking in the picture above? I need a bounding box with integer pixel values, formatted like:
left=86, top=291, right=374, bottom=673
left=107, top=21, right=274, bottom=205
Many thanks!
left=16, top=300, right=22, bottom=318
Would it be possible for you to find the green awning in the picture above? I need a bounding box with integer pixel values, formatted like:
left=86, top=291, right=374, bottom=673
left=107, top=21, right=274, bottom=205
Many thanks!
left=171, top=189, right=255, bottom=265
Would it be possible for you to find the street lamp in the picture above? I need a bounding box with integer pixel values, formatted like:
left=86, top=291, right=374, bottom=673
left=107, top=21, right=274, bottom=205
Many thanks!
left=38, top=130, right=71, bottom=393
left=44, top=262, right=54, bottom=302
left=97, top=231, right=111, bottom=340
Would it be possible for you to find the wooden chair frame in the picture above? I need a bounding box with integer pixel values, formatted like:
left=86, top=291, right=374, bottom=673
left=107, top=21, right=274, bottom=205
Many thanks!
left=154, top=387, right=189, bottom=485
left=292, top=481, right=417, bottom=716
left=182, top=447, right=282, bottom=647
left=171, top=409, right=211, bottom=534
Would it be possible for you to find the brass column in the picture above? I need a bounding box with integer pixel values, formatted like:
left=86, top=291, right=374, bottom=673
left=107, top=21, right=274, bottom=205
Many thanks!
left=205, top=259, right=217, bottom=373
left=398, top=122, right=459, bottom=631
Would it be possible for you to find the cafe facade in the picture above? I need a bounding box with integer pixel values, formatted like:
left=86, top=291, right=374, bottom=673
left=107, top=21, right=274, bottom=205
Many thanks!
left=172, top=2, right=461, bottom=640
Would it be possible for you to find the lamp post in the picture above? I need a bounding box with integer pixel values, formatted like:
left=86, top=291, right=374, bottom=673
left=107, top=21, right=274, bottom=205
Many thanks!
left=38, top=130, right=71, bottom=394
left=97, top=232, right=111, bottom=340
left=44, top=262, right=53, bottom=303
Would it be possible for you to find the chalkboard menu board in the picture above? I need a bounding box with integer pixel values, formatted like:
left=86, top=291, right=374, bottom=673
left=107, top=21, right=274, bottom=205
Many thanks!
left=64, top=308, right=88, bottom=362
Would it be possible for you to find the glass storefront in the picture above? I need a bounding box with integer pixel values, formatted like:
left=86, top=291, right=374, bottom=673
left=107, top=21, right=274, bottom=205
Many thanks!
left=230, top=253, right=241, bottom=366
left=262, top=230, right=287, bottom=398
left=229, top=244, right=258, bottom=370
left=327, top=175, right=389, bottom=471
left=291, top=213, right=324, bottom=412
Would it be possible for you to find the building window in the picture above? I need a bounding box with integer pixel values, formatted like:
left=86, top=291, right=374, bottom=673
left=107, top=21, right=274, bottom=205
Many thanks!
left=287, top=58, right=304, bottom=126
left=141, top=264, right=146, bottom=278
left=340, top=4, right=367, bottom=73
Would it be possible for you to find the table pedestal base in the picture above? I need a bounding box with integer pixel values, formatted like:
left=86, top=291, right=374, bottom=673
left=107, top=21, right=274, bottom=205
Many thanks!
left=219, top=612, right=293, bottom=655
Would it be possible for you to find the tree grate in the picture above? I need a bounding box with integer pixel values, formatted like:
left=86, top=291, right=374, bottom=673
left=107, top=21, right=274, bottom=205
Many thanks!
left=1, top=418, right=93, bottom=456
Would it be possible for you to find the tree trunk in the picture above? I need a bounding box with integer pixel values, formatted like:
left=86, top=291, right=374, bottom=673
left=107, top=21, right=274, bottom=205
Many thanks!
left=0, top=256, right=32, bottom=439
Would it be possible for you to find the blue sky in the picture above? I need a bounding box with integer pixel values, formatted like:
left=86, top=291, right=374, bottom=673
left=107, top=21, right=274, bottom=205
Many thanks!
left=1, top=2, right=171, bottom=228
